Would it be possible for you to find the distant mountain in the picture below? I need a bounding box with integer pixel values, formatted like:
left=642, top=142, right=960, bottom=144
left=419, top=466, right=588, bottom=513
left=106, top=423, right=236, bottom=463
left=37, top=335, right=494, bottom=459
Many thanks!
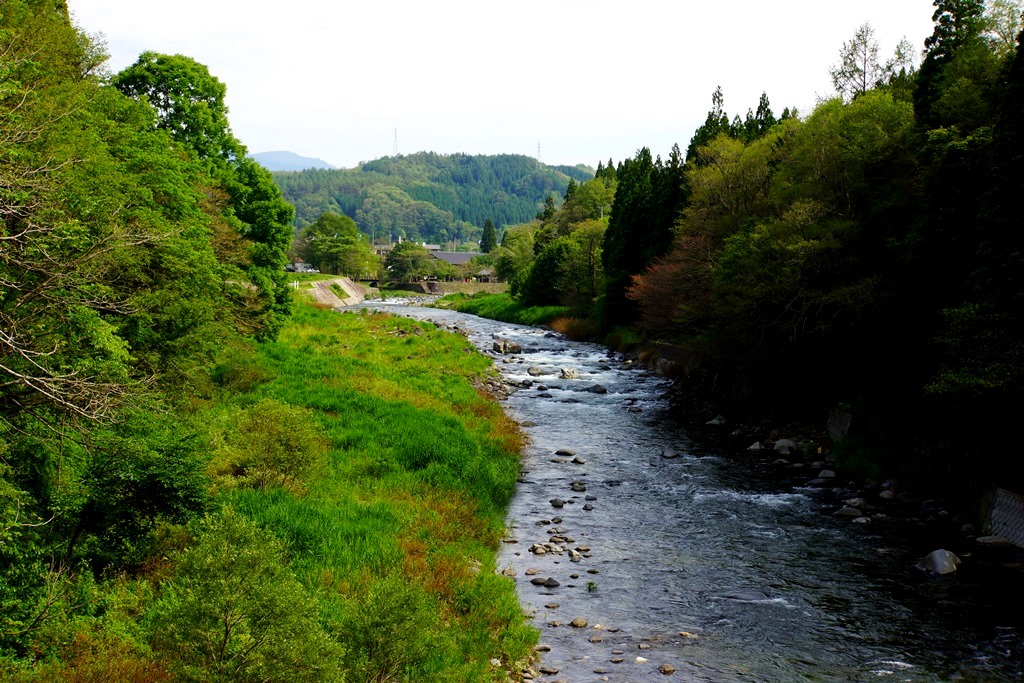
left=250, top=151, right=336, bottom=172
left=273, top=152, right=594, bottom=245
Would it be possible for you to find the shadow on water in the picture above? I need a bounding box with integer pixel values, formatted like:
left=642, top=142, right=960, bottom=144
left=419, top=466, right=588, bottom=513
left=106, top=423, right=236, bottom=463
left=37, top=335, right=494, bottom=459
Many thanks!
left=351, top=302, right=1024, bottom=682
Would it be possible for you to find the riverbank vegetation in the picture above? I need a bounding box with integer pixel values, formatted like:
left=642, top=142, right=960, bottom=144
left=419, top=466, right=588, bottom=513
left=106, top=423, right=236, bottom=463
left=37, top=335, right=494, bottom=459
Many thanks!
left=2, top=3, right=532, bottom=678
left=419, top=2, right=1024, bottom=499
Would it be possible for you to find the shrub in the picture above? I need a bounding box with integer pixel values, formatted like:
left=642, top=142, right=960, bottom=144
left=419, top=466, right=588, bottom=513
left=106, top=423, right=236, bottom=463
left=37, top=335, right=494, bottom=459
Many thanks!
left=209, top=399, right=330, bottom=494
left=150, top=509, right=344, bottom=682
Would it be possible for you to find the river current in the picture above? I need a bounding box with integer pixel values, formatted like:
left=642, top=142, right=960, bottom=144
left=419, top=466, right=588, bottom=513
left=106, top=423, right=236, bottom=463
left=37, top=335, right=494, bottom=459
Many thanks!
left=353, top=302, right=1024, bottom=682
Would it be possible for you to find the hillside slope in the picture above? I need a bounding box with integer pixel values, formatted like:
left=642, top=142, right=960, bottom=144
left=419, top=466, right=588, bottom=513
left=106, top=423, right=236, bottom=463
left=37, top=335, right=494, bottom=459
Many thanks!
left=274, top=152, right=593, bottom=245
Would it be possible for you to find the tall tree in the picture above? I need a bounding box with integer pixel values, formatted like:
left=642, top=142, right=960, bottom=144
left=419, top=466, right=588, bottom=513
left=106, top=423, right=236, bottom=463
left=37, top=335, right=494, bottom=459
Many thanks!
left=830, top=23, right=884, bottom=100
left=114, top=53, right=295, bottom=338
left=601, top=146, right=688, bottom=328
left=686, top=86, right=731, bottom=161
left=480, top=218, right=497, bottom=253
left=914, top=0, right=987, bottom=128
left=113, top=52, right=244, bottom=163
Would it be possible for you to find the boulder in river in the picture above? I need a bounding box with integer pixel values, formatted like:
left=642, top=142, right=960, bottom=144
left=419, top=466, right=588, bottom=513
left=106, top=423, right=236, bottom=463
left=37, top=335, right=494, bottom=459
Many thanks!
left=527, top=366, right=545, bottom=376
left=492, top=338, right=521, bottom=354
left=560, top=367, right=580, bottom=379
left=916, top=549, right=961, bottom=575
left=589, top=384, right=608, bottom=394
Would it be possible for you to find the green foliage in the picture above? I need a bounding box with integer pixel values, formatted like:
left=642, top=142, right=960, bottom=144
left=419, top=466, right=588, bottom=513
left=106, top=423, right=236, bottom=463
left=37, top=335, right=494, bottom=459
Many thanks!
left=151, top=508, right=344, bottom=682
left=383, top=241, right=432, bottom=283
left=479, top=219, right=497, bottom=253
left=113, top=52, right=244, bottom=163
left=336, top=573, right=436, bottom=682
left=209, top=399, right=330, bottom=494
left=448, top=293, right=569, bottom=326
left=601, top=144, right=687, bottom=327
left=67, top=410, right=210, bottom=570
left=295, top=211, right=379, bottom=277
left=274, top=152, right=590, bottom=245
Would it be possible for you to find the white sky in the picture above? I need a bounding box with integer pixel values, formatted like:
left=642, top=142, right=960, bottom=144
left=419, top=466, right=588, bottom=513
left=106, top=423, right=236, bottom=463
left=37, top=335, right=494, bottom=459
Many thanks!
left=67, top=1, right=937, bottom=170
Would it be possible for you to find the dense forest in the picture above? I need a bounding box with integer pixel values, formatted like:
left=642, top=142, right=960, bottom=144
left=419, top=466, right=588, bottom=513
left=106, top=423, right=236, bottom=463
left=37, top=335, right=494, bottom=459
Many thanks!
left=474, top=0, right=1024, bottom=497
left=273, top=152, right=591, bottom=246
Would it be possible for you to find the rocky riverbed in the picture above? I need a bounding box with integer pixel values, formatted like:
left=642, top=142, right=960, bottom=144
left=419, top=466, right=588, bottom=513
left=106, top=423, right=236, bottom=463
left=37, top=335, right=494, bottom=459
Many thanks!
left=351, top=301, right=1024, bottom=682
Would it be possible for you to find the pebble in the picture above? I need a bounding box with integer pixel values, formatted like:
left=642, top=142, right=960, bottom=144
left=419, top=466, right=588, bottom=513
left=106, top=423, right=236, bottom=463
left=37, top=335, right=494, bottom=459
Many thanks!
left=571, top=618, right=588, bottom=628
left=659, top=663, right=677, bottom=674
left=545, top=603, right=559, bottom=609
left=525, top=567, right=541, bottom=575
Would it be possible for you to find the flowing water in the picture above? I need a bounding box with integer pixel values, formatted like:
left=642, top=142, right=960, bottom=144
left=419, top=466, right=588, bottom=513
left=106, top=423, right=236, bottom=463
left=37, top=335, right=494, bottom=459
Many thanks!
left=354, top=302, right=1024, bottom=682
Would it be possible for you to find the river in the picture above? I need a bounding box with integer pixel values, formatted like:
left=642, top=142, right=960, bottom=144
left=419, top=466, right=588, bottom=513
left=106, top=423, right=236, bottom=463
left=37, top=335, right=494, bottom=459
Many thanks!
left=354, top=301, right=1024, bottom=682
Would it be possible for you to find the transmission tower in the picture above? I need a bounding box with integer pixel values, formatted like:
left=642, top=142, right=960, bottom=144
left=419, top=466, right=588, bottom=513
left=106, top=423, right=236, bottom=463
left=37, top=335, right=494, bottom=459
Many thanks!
left=537, top=141, right=541, bottom=162
left=393, top=128, right=399, bottom=156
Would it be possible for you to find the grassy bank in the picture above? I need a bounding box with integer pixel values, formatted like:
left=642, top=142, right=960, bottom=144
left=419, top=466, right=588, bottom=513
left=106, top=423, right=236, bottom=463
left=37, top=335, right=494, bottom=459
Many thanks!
left=6, top=299, right=535, bottom=682
left=436, top=293, right=597, bottom=339
left=223, top=302, right=535, bottom=678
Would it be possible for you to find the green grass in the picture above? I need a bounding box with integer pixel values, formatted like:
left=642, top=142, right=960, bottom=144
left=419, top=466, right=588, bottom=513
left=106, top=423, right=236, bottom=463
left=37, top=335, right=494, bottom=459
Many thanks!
left=436, top=292, right=569, bottom=326
left=207, top=301, right=535, bottom=680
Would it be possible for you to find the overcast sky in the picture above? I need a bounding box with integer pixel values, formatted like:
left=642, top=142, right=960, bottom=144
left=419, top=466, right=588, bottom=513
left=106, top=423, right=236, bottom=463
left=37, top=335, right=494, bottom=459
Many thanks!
left=67, top=1, right=937, bottom=170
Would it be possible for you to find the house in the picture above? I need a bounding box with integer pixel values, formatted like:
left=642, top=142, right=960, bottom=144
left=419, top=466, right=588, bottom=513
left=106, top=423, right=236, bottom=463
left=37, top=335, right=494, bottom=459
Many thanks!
left=430, top=251, right=480, bottom=267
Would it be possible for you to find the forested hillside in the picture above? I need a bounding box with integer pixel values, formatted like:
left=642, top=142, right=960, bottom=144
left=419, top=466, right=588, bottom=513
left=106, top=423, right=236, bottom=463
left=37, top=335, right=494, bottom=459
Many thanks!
left=274, top=152, right=592, bottom=245
left=475, top=1, right=1024, bottom=497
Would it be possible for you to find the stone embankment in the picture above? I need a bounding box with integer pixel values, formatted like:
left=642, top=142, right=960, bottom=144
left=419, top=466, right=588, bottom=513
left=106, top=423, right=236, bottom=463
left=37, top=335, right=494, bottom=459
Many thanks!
left=306, top=278, right=369, bottom=308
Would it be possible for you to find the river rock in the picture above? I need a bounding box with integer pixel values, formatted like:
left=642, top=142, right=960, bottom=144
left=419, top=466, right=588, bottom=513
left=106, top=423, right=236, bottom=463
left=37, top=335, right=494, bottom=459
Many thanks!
left=774, top=438, right=796, bottom=454
left=525, top=567, right=541, bottom=575
left=834, top=507, right=863, bottom=518
left=544, top=577, right=560, bottom=588
left=721, top=589, right=771, bottom=602
left=879, top=489, right=895, bottom=500
left=583, top=504, right=594, bottom=511
left=571, top=618, right=588, bottom=628
left=530, top=577, right=547, bottom=585
left=748, top=441, right=764, bottom=451
left=555, top=448, right=576, bottom=456
left=818, top=469, right=836, bottom=479
left=589, top=384, right=608, bottom=394
left=706, top=415, right=727, bottom=426
left=659, top=663, right=677, bottom=674
left=572, top=456, right=587, bottom=464
left=493, top=338, right=522, bottom=354
left=571, top=481, right=587, bottom=492
left=560, top=368, right=580, bottom=379
left=527, top=366, right=545, bottom=376
left=661, top=446, right=680, bottom=459
left=916, top=549, right=961, bottom=575
left=976, top=535, right=1015, bottom=547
